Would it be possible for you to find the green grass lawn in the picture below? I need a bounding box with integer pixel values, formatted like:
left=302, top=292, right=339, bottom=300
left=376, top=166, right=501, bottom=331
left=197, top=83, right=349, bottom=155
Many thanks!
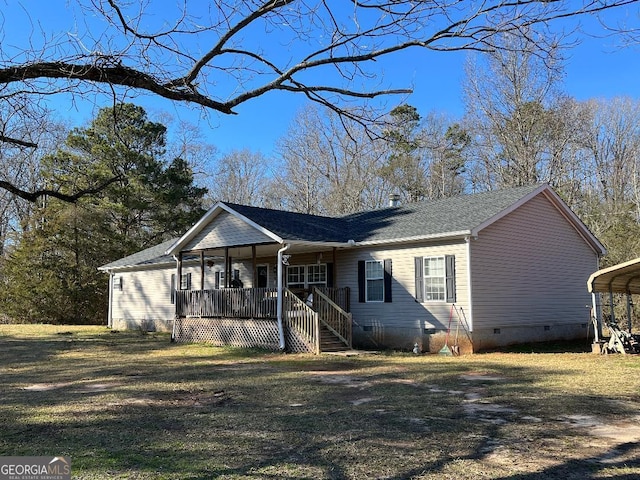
left=1, top=325, right=640, bottom=479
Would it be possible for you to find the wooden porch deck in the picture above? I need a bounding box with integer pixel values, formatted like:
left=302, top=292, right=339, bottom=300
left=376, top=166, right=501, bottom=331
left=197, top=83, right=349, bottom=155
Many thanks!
left=174, top=287, right=351, bottom=353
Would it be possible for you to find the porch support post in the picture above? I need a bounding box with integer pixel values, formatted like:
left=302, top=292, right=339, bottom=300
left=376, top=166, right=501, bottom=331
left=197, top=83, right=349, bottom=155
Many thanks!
left=177, top=252, right=183, bottom=291
left=332, top=247, right=337, bottom=287
left=224, top=247, right=229, bottom=287
left=252, top=245, right=257, bottom=288
left=276, top=244, right=290, bottom=351
left=200, top=251, right=205, bottom=290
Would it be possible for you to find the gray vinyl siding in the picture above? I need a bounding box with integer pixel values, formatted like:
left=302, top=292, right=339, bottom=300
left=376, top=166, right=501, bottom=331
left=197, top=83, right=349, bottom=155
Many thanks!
left=336, top=240, right=469, bottom=348
left=470, top=193, right=598, bottom=331
left=185, top=211, right=274, bottom=251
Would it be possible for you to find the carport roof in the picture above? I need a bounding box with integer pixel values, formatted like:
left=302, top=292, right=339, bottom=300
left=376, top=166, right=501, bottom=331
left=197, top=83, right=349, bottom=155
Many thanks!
left=587, top=257, right=640, bottom=294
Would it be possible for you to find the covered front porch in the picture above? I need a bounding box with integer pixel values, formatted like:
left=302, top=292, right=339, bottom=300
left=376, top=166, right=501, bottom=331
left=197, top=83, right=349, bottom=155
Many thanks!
left=171, top=241, right=352, bottom=354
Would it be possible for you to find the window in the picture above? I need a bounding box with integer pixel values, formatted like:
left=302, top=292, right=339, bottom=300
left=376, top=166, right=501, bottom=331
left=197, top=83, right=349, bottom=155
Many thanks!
left=180, top=273, right=192, bottom=290
left=113, top=276, right=123, bottom=291
left=215, top=271, right=225, bottom=289
left=414, top=255, right=456, bottom=303
left=307, top=264, right=327, bottom=286
left=286, top=265, right=306, bottom=289
left=286, top=264, right=329, bottom=290
left=358, top=259, right=392, bottom=303
left=365, top=260, right=384, bottom=302
left=424, top=257, right=445, bottom=301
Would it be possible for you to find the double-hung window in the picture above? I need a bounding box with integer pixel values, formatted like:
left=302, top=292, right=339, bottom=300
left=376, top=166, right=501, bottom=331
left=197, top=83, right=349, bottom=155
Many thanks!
left=424, top=257, right=445, bottom=301
left=365, top=260, right=384, bottom=302
left=414, top=255, right=456, bottom=303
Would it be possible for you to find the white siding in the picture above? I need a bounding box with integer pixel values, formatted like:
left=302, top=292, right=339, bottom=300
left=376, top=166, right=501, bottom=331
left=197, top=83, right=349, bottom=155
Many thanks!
left=336, top=240, right=469, bottom=349
left=185, top=211, right=273, bottom=251
left=470, top=193, right=598, bottom=336
left=111, top=263, right=188, bottom=331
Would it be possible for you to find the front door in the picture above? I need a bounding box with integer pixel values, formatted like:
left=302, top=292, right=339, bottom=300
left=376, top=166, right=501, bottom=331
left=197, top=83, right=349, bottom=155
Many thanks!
left=257, top=265, right=268, bottom=288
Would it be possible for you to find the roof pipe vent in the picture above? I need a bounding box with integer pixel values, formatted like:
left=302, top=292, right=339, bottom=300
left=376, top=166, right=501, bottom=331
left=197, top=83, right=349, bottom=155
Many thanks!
left=389, top=193, right=401, bottom=207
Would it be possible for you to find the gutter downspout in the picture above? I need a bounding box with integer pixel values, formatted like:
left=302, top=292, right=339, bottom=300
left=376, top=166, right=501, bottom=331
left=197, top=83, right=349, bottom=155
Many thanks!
left=465, top=236, right=474, bottom=333
left=276, top=244, right=290, bottom=351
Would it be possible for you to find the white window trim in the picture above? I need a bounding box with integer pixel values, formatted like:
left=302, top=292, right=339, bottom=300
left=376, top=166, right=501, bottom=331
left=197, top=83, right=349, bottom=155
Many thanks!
left=286, top=263, right=328, bottom=289
left=423, top=256, right=445, bottom=302
left=365, top=260, right=384, bottom=303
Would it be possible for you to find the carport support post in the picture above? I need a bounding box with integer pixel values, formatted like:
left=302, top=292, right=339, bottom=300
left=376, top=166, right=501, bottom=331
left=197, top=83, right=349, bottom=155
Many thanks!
left=609, top=288, right=616, bottom=325
left=627, top=293, right=633, bottom=333
left=592, top=292, right=602, bottom=342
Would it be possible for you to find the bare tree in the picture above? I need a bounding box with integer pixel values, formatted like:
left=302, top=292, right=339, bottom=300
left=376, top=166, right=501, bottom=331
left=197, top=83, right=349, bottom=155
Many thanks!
left=1, top=0, right=637, bottom=202
left=274, top=105, right=389, bottom=215
left=209, top=149, right=273, bottom=206
left=463, top=29, right=570, bottom=189
left=420, top=114, right=470, bottom=199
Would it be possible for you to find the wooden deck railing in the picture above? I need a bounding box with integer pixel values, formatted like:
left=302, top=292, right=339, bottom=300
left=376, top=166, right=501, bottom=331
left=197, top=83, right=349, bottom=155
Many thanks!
left=176, top=288, right=278, bottom=318
left=314, top=287, right=350, bottom=312
left=283, top=288, right=320, bottom=354
left=175, top=286, right=351, bottom=353
left=313, top=287, right=352, bottom=349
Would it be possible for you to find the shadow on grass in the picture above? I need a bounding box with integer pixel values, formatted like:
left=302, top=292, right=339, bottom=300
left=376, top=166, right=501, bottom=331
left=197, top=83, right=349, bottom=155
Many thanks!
left=1, top=329, right=640, bottom=479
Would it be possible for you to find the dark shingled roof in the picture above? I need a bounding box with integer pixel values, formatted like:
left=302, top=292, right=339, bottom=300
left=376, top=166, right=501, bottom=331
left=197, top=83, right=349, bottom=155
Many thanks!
left=99, top=238, right=178, bottom=270
left=343, top=184, right=541, bottom=242
left=101, top=184, right=544, bottom=269
left=227, top=184, right=541, bottom=243
left=226, top=202, right=349, bottom=243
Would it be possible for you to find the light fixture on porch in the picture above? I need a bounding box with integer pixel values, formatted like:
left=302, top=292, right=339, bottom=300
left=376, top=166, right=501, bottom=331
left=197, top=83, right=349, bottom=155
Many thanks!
left=206, top=260, right=215, bottom=269
left=282, top=254, right=291, bottom=266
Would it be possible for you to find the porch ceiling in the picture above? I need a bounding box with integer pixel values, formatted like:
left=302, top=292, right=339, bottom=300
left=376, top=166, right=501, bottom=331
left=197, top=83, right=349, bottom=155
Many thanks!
left=588, top=257, right=640, bottom=295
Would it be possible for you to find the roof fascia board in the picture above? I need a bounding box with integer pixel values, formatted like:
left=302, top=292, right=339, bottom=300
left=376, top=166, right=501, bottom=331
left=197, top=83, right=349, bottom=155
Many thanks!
left=165, top=202, right=284, bottom=256
left=99, top=260, right=178, bottom=273
left=287, top=240, right=355, bottom=248
left=355, top=231, right=471, bottom=246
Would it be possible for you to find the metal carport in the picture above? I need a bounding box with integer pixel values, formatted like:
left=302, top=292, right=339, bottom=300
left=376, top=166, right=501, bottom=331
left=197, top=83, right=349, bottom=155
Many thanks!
left=587, top=257, right=640, bottom=341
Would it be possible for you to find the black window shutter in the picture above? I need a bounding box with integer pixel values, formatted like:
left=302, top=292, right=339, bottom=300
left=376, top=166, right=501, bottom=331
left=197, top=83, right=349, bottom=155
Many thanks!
left=326, top=263, right=334, bottom=288
left=383, top=259, right=392, bottom=303
left=215, top=271, right=220, bottom=289
left=186, top=273, right=192, bottom=290
left=445, top=255, right=456, bottom=303
left=414, top=257, right=424, bottom=302
left=357, top=261, right=365, bottom=303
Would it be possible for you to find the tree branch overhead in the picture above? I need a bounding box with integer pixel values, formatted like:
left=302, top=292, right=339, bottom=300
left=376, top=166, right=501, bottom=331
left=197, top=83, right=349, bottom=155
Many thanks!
left=0, top=0, right=638, bottom=202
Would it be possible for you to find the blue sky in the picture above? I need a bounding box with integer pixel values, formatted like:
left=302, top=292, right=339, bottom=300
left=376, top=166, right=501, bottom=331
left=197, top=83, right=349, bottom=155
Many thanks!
left=3, top=1, right=640, bottom=156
